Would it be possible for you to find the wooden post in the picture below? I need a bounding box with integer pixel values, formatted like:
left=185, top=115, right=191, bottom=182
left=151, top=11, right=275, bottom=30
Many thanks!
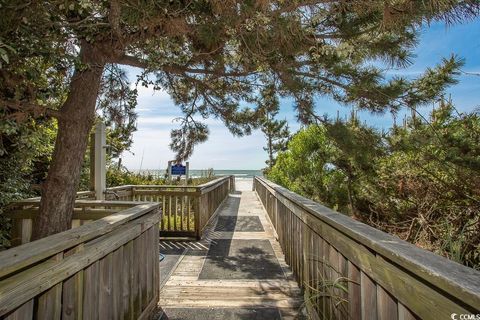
left=10, top=219, right=23, bottom=247
left=167, top=161, right=172, bottom=182
left=193, top=196, right=201, bottom=240
left=185, top=161, right=189, bottom=186
left=94, top=123, right=106, bottom=200
left=89, top=133, right=95, bottom=192
left=10, top=218, right=33, bottom=247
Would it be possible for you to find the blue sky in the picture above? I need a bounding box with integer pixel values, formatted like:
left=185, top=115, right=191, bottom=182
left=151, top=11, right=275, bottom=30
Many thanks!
left=122, top=19, right=480, bottom=171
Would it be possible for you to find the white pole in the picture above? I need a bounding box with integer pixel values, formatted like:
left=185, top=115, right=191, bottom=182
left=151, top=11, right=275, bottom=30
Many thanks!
left=94, top=122, right=106, bottom=200
left=185, top=161, right=189, bottom=186
left=167, top=161, right=172, bottom=182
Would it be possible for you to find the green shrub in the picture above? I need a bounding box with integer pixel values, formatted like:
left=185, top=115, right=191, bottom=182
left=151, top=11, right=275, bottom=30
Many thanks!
left=268, top=103, right=480, bottom=269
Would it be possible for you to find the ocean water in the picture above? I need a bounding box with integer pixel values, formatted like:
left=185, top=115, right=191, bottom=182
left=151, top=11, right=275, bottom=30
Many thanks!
left=137, top=169, right=263, bottom=179
left=206, top=169, right=263, bottom=179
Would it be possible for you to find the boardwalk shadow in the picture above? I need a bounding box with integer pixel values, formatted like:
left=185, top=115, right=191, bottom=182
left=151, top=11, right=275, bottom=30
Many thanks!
left=215, top=216, right=264, bottom=232
left=159, top=243, right=185, bottom=288
left=215, top=192, right=242, bottom=217
left=162, top=307, right=283, bottom=320
left=200, top=190, right=284, bottom=280
left=199, top=239, right=284, bottom=280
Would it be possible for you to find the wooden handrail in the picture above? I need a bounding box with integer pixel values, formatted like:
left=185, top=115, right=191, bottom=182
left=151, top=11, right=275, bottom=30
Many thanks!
left=10, top=177, right=233, bottom=206
left=0, top=203, right=159, bottom=278
left=254, top=176, right=480, bottom=318
left=195, top=176, right=234, bottom=238
left=7, top=200, right=146, bottom=208
left=197, top=175, right=231, bottom=187
left=11, top=190, right=96, bottom=203
left=6, top=176, right=235, bottom=244
left=198, top=176, right=234, bottom=194
left=127, top=185, right=196, bottom=189
left=0, top=202, right=161, bottom=319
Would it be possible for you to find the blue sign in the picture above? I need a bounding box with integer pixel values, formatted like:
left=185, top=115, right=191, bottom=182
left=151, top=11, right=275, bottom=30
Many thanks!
left=171, top=164, right=186, bottom=175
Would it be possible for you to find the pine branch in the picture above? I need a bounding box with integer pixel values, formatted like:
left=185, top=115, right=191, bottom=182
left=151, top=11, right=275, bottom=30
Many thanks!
left=1, top=100, right=63, bottom=120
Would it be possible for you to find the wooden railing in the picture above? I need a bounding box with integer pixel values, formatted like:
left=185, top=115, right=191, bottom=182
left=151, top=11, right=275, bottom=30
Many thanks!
left=0, top=202, right=161, bottom=319
left=195, top=175, right=234, bottom=238
left=105, top=184, right=199, bottom=237
left=254, top=176, right=480, bottom=320
left=6, top=200, right=142, bottom=246
left=6, top=176, right=234, bottom=242
left=105, top=175, right=234, bottom=239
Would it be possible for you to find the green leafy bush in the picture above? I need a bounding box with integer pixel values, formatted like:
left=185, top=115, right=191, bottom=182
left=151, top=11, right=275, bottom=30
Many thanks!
left=0, top=118, right=56, bottom=249
left=268, top=103, right=480, bottom=269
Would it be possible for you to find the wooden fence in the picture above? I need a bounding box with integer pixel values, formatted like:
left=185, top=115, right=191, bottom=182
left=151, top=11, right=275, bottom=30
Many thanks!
left=6, top=176, right=234, bottom=242
left=0, top=202, right=161, bottom=320
left=6, top=200, right=141, bottom=246
left=254, top=176, right=480, bottom=320
left=105, top=175, right=234, bottom=239
left=196, top=175, right=234, bottom=238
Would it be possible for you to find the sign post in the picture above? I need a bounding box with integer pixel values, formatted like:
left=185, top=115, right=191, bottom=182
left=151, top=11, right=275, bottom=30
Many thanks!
left=167, top=161, right=173, bottom=182
left=94, top=122, right=106, bottom=200
left=169, top=161, right=189, bottom=185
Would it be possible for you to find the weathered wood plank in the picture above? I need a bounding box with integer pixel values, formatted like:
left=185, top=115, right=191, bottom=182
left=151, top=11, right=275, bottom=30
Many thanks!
left=137, top=296, right=159, bottom=320
left=180, top=196, right=185, bottom=230
left=132, top=190, right=200, bottom=197
left=255, top=175, right=480, bottom=317
left=348, top=261, right=361, bottom=320
left=36, top=253, right=63, bottom=320
left=112, top=247, right=124, bottom=320
left=3, top=300, right=33, bottom=320
left=83, top=261, right=99, bottom=320
left=328, top=244, right=340, bottom=318
left=153, top=223, right=160, bottom=302
left=71, top=219, right=81, bottom=229
left=132, top=236, right=141, bottom=319
left=6, top=209, right=120, bottom=220
left=123, top=241, right=133, bottom=320
left=146, top=228, right=153, bottom=303
left=398, top=303, right=418, bottom=320
left=291, top=201, right=476, bottom=318
left=140, top=231, right=148, bottom=311
left=254, top=177, right=480, bottom=311
left=62, top=245, right=84, bottom=320
left=361, top=271, right=377, bottom=320
left=168, top=196, right=172, bottom=231
left=8, top=200, right=139, bottom=208
left=161, top=195, right=166, bottom=231
left=173, top=196, right=178, bottom=231
left=338, top=253, right=349, bottom=319
left=377, top=285, right=398, bottom=320
left=99, top=253, right=113, bottom=319
left=0, top=212, right=159, bottom=316
left=1, top=194, right=163, bottom=320
left=20, top=220, right=32, bottom=245
left=187, top=196, right=192, bottom=231
left=0, top=203, right=160, bottom=279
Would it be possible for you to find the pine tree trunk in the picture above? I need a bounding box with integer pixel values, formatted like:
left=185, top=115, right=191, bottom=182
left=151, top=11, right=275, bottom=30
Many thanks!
left=268, top=136, right=274, bottom=169
left=32, top=42, right=106, bottom=240
left=346, top=177, right=358, bottom=219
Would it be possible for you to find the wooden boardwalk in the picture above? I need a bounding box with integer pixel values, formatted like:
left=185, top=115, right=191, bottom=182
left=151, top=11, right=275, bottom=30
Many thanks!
left=159, top=179, right=304, bottom=320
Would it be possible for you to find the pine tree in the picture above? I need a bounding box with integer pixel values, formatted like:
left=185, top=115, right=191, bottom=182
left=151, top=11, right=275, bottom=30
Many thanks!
left=262, top=112, right=290, bottom=171
left=1, top=0, right=478, bottom=238
left=258, top=85, right=290, bottom=171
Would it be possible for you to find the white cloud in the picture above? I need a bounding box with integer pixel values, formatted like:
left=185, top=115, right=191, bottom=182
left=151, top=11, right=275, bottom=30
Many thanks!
left=122, top=121, right=267, bottom=170
left=137, top=116, right=178, bottom=126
